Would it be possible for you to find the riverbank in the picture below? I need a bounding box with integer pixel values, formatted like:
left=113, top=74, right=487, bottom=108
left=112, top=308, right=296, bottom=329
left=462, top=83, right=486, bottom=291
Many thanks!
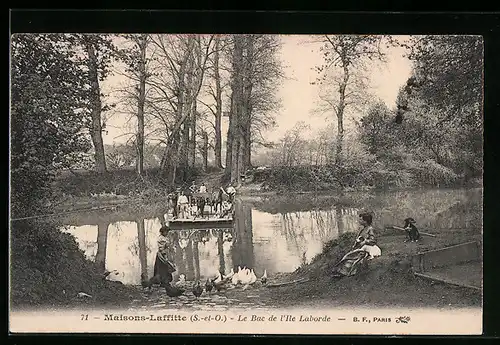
left=23, top=169, right=481, bottom=310
left=51, top=167, right=482, bottom=214
left=11, top=231, right=481, bottom=312
left=26, top=223, right=479, bottom=311
left=10, top=220, right=143, bottom=309
left=266, top=227, right=482, bottom=309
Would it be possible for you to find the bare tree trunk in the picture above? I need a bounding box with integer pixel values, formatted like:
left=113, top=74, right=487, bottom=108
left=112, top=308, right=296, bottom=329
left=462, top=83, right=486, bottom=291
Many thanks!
left=230, top=35, right=245, bottom=183
left=180, top=56, right=194, bottom=179
left=84, top=40, right=107, bottom=173
left=242, top=35, right=254, bottom=172
left=243, top=131, right=252, bottom=170
left=190, top=101, right=197, bottom=167
left=181, top=120, right=189, bottom=179
left=214, top=36, right=223, bottom=169
left=335, top=62, right=349, bottom=166
left=160, top=40, right=191, bottom=183
left=231, top=139, right=240, bottom=183
left=225, top=93, right=234, bottom=176
left=136, top=35, right=148, bottom=176
left=161, top=132, right=182, bottom=186
left=202, top=131, right=208, bottom=172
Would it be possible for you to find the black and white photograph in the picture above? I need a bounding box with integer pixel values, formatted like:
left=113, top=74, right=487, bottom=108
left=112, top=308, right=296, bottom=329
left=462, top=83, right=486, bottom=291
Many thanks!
left=9, top=32, right=483, bottom=334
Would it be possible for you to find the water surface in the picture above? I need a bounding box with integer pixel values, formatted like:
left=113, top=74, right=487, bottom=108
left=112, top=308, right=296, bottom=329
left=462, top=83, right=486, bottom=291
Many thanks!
left=62, top=188, right=482, bottom=286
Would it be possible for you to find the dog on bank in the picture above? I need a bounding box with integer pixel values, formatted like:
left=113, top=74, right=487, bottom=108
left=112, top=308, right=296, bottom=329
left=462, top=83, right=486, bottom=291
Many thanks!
left=403, top=217, right=420, bottom=242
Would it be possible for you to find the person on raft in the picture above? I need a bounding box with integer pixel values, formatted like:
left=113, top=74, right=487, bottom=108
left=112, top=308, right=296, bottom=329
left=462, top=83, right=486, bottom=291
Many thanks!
left=225, top=183, right=236, bottom=203
left=332, top=212, right=382, bottom=277
left=153, top=225, right=177, bottom=287
left=177, top=191, right=189, bottom=219
left=198, top=182, right=207, bottom=193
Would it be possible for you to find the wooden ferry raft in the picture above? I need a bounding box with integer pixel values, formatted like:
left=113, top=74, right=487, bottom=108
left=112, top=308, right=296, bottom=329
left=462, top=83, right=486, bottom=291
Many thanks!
left=168, top=216, right=234, bottom=230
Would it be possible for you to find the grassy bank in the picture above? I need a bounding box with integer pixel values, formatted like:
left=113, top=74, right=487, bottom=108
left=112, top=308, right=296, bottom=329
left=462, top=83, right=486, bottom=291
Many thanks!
left=10, top=219, right=142, bottom=309
left=247, top=165, right=482, bottom=194
left=52, top=166, right=483, bottom=214
left=268, top=228, right=482, bottom=308
left=52, top=167, right=227, bottom=211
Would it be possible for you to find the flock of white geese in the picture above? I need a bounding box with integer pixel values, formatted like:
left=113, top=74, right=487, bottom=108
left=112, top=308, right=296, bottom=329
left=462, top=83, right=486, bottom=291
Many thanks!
left=175, top=266, right=268, bottom=295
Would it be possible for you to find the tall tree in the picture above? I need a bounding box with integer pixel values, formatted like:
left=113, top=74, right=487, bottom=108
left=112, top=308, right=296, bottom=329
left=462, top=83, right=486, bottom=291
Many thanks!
left=11, top=34, right=91, bottom=218
left=225, top=34, right=283, bottom=182
left=149, top=34, right=213, bottom=185
left=135, top=35, right=149, bottom=176
left=401, top=35, right=483, bottom=180
left=227, top=35, right=245, bottom=183
left=244, top=35, right=283, bottom=168
left=75, top=34, right=116, bottom=174
left=203, top=35, right=225, bottom=169
left=313, top=35, right=388, bottom=165
left=213, top=36, right=224, bottom=169
left=116, top=34, right=152, bottom=176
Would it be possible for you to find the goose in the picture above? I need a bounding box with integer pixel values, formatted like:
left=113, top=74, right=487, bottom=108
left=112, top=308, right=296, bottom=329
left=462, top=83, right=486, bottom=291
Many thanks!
left=223, top=268, right=235, bottom=280
left=165, top=283, right=184, bottom=297
left=213, top=271, right=223, bottom=284
left=239, top=268, right=252, bottom=285
left=102, top=269, right=119, bottom=280
left=192, top=281, right=203, bottom=298
left=175, top=274, right=187, bottom=288
left=248, top=269, right=257, bottom=285
left=141, top=273, right=153, bottom=291
left=261, top=269, right=268, bottom=284
left=205, top=279, right=214, bottom=293
left=212, top=276, right=228, bottom=292
left=231, top=271, right=240, bottom=285
left=232, top=266, right=243, bottom=285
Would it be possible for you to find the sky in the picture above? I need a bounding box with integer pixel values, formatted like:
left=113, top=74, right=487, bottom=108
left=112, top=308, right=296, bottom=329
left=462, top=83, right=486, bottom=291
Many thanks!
left=100, top=35, right=412, bottom=147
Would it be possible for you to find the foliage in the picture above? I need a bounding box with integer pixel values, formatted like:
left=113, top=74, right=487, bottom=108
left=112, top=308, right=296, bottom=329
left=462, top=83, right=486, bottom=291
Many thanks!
left=10, top=219, right=136, bottom=306
left=10, top=34, right=91, bottom=218
left=406, top=35, right=483, bottom=179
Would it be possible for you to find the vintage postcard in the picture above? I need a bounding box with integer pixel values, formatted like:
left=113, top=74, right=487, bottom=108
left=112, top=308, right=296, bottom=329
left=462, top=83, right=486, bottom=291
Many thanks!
left=9, top=33, right=483, bottom=335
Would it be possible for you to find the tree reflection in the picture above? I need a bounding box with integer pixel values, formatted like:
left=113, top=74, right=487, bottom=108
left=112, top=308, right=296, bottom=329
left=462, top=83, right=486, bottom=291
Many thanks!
left=185, top=238, right=195, bottom=281
left=336, top=206, right=345, bottom=235
left=95, top=221, right=109, bottom=272
left=136, top=218, right=147, bottom=279
left=231, top=199, right=254, bottom=269
left=192, top=236, right=201, bottom=281
left=217, top=230, right=225, bottom=274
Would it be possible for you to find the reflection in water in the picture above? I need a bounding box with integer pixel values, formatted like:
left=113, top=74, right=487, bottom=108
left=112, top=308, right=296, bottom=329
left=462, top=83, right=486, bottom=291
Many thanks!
left=231, top=199, right=254, bottom=271
left=62, top=188, right=482, bottom=286
left=95, top=221, right=109, bottom=272
left=217, top=230, right=225, bottom=275
left=137, top=219, right=147, bottom=278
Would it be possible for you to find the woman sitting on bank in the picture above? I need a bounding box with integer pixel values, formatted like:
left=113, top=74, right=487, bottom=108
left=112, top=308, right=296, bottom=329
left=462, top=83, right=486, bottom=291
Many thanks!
left=153, top=225, right=177, bottom=287
left=332, top=212, right=381, bottom=277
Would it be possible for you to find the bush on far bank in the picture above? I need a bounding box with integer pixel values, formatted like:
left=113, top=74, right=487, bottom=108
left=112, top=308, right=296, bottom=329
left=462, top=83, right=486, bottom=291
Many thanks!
left=54, top=165, right=224, bottom=197
left=248, top=162, right=478, bottom=193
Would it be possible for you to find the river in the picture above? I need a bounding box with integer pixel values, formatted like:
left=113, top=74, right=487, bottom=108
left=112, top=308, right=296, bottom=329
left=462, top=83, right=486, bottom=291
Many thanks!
left=61, top=188, right=482, bottom=287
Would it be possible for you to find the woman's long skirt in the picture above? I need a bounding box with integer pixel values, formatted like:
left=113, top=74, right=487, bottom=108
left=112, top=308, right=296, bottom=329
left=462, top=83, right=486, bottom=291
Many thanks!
left=153, top=252, right=176, bottom=286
